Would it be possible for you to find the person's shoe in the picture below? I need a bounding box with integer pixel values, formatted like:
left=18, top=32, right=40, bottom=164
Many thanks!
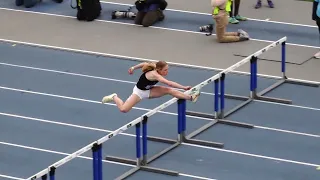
left=235, top=15, right=247, bottom=21
left=190, top=89, right=200, bottom=103
left=267, top=0, right=274, bottom=8
left=238, top=29, right=250, bottom=39
left=239, top=37, right=249, bottom=41
left=229, top=17, right=239, bottom=24
left=102, top=93, right=117, bottom=104
left=314, top=51, right=320, bottom=59
left=255, top=0, right=262, bottom=9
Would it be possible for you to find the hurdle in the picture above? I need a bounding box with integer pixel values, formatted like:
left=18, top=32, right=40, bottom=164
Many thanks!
left=184, top=37, right=291, bottom=145
left=184, top=37, right=319, bottom=147
left=222, top=38, right=319, bottom=118
left=254, top=40, right=319, bottom=97
left=148, top=36, right=319, bottom=149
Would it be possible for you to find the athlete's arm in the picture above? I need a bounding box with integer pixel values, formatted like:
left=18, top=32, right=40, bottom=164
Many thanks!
left=152, top=72, right=190, bottom=90
left=128, top=62, right=150, bottom=74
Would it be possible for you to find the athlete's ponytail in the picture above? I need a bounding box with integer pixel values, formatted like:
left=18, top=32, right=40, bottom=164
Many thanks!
left=142, top=62, right=156, bottom=73
left=142, top=61, right=167, bottom=73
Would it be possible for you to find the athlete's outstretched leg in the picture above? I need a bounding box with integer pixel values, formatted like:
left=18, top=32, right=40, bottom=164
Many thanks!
left=149, top=86, right=200, bottom=102
left=102, top=93, right=141, bottom=113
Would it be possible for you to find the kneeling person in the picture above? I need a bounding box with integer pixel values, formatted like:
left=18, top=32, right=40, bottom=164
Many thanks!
left=134, top=0, right=167, bottom=27
left=211, top=0, right=250, bottom=43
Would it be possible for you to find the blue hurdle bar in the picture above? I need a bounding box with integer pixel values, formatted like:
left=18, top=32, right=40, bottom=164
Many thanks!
left=219, top=73, right=225, bottom=118
left=250, top=56, right=258, bottom=98
left=181, top=100, right=186, bottom=135
left=177, top=99, right=187, bottom=141
left=254, top=57, right=258, bottom=92
left=98, top=144, right=103, bottom=180
left=281, top=41, right=286, bottom=78
left=92, top=143, right=99, bottom=180
left=177, top=100, right=182, bottom=135
left=142, top=116, right=148, bottom=164
left=214, top=79, right=219, bottom=118
left=91, top=143, right=102, bottom=180
left=49, top=167, right=55, bottom=180
left=136, top=123, right=141, bottom=165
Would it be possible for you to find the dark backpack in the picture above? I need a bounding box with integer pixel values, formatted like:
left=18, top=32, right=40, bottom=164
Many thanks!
left=71, top=0, right=102, bottom=21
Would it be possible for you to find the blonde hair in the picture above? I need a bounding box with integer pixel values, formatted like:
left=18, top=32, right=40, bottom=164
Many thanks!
left=142, top=61, right=167, bottom=73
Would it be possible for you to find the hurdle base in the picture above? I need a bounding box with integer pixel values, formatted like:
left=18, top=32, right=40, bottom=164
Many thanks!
left=141, top=166, right=179, bottom=176
left=224, top=94, right=249, bottom=101
left=218, top=119, right=254, bottom=129
left=147, top=136, right=177, bottom=144
left=105, top=156, right=136, bottom=165
left=105, top=155, right=179, bottom=180
left=255, top=95, right=292, bottom=104
left=186, top=111, right=215, bottom=119
left=184, top=138, right=224, bottom=148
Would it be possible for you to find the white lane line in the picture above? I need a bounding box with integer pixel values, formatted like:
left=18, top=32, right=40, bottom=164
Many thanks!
left=0, top=141, right=216, bottom=180
left=0, top=7, right=319, bottom=49
left=255, top=125, right=320, bottom=138
left=1, top=86, right=320, bottom=138
left=1, top=62, right=319, bottom=113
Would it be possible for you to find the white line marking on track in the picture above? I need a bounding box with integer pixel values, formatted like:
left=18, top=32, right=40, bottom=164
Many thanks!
left=0, top=85, right=320, bottom=138
left=0, top=141, right=216, bottom=180
left=255, top=126, right=320, bottom=138
left=254, top=99, right=320, bottom=111
left=180, top=173, right=216, bottom=180
left=0, top=111, right=319, bottom=169
left=0, top=174, right=24, bottom=180
left=0, top=62, right=136, bottom=85
left=0, top=7, right=319, bottom=50
left=0, top=37, right=319, bottom=86
left=103, top=1, right=318, bottom=28
left=1, top=62, right=319, bottom=113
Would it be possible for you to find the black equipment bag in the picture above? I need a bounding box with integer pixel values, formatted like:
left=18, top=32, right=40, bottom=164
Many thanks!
left=71, top=0, right=102, bottom=21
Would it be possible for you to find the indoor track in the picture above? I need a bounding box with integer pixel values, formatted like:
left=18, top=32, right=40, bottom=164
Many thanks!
left=0, top=41, right=319, bottom=180
left=0, top=0, right=320, bottom=179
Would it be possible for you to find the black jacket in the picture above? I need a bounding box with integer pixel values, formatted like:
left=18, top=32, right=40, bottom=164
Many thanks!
left=313, top=0, right=319, bottom=20
left=135, top=0, right=167, bottom=11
